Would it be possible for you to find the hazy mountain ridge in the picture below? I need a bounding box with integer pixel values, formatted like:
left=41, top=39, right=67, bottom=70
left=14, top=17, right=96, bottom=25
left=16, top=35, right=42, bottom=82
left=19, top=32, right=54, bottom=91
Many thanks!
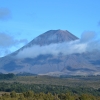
left=0, top=30, right=100, bottom=76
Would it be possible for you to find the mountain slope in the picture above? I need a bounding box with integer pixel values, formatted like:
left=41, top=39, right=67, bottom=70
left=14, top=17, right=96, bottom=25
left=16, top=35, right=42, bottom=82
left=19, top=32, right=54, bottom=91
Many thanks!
left=9, top=29, right=78, bottom=56
left=0, top=30, right=100, bottom=75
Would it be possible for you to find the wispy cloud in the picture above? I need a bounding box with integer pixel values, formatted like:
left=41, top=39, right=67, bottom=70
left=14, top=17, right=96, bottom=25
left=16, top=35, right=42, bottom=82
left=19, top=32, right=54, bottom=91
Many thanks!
left=16, top=41, right=87, bottom=58
left=0, top=32, right=16, bottom=48
left=80, top=31, right=96, bottom=42
left=0, top=32, right=28, bottom=48
left=16, top=31, right=100, bottom=58
left=0, top=8, right=11, bottom=21
left=0, top=32, right=28, bottom=57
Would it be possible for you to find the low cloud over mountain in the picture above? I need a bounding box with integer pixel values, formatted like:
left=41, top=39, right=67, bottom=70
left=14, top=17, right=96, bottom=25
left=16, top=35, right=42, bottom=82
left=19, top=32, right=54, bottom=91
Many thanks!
left=0, top=30, right=100, bottom=76
left=16, top=31, right=99, bottom=58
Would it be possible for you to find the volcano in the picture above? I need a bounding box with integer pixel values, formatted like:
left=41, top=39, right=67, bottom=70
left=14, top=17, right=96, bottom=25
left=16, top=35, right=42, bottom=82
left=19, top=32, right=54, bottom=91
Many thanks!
left=0, top=30, right=100, bottom=76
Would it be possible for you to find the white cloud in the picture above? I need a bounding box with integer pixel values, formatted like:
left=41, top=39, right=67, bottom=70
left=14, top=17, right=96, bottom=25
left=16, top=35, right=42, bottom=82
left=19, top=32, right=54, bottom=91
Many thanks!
left=80, top=31, right=96, bottom=42
left=0, top=32, right=28, bottom=57
left=16, top=31, right=100, bottom=59
left=0, top=32, right=28, bottom=48
left=16, top=40, right=88, bottom=58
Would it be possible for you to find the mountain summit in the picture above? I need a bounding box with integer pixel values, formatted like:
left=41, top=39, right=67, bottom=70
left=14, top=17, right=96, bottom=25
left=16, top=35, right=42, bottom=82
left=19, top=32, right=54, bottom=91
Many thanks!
left=26, top=30, right=78, bottom=46
left=10, top=30, right=78, bottom=56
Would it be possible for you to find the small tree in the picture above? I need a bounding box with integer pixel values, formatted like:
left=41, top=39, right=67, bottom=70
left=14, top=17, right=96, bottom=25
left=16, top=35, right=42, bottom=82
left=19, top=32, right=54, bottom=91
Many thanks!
left=10, top=91, right=16, bottom=98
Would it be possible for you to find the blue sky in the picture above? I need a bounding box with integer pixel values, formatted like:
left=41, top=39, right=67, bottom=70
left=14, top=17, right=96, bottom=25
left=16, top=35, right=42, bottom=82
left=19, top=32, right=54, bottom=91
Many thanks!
left=0, top=0, right=100, bottom=57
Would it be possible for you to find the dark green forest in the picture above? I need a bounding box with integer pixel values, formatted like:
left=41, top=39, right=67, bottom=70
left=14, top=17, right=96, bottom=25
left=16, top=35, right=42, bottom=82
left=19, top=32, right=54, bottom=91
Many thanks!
left=0, top=82, right=100, bottom=96
left=0, top=74, right=100, bottom=100
left=0, top=73, right=15, bottom=80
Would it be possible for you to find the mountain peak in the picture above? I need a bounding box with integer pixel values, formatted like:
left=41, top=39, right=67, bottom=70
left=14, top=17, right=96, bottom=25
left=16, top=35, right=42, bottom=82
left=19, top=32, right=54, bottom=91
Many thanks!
left=27, top=29, right=78, bottom=46
left=8, top=29, right=78, bottom=56
left=0, top=29, right=100, bottom=75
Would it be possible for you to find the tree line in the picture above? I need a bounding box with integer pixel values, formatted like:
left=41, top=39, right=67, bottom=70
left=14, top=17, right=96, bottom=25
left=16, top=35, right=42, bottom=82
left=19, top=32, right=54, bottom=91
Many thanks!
left=0, top=73, right=15, bottom=80
left=0, top=90, right=100, bottom=100
left=0, top=82, right=100, bottom=96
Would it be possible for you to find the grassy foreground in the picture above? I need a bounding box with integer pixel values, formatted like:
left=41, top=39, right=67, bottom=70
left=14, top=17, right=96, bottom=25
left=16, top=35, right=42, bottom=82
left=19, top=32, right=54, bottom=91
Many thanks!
left=0, top=90, right=100, bottom=100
